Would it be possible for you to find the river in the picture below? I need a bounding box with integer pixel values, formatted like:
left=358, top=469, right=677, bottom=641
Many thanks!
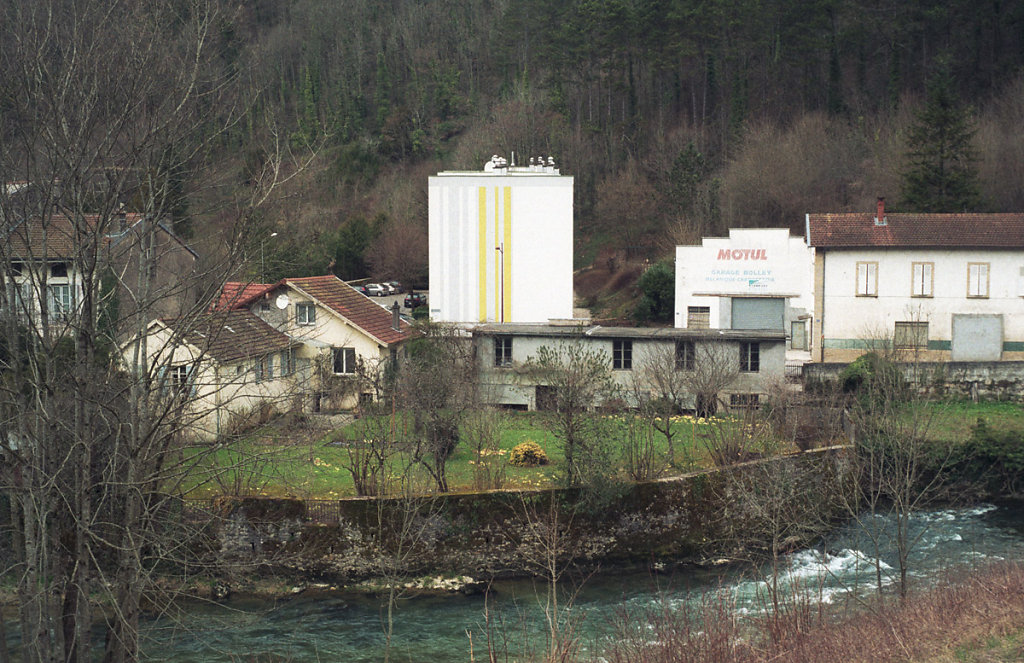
left=132, top=503, right=1024, bottom=662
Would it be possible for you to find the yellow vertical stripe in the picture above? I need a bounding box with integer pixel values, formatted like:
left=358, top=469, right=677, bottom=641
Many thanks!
left=478, top=187, right=487, bottom=322
left=503, top=186, right=512, bottom=322
left=494, top=186, right=500, bottom=321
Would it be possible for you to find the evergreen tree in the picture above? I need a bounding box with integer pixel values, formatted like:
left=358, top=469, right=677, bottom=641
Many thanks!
left=900, top=58, right=981, bottom=212
left=634, top=260, right=675, bottom=324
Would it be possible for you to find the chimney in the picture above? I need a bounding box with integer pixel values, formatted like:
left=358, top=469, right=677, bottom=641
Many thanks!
left=875, top=197, right=887, bottom=226
left=391, top=301, right=401, bottom=331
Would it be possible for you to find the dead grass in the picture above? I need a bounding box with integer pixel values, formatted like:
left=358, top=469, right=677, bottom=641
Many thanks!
left=604, top=562, right=1024, bottom=663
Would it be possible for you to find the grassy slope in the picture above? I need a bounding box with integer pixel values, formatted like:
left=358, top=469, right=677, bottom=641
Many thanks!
left=179, top=399, right=1023, bottom=500
left=180, top=412, right=766, bottom=499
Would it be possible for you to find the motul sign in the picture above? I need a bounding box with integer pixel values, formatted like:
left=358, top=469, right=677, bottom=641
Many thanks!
left=717, top=248, right=768, bottom=260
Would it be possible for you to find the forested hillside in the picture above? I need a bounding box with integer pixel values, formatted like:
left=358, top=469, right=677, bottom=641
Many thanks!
left=44, top=1, right=1024, bottom=284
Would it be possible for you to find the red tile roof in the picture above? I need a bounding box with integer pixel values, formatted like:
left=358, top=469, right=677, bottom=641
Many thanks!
left=3, top=213, right=120, bottom=258
left=806, top=212, right=1024, bottom=249
left=211, top=282, right=273, bottom=311
left=162, top=310, right=292, bottom=363
left=286, top=275, right=415, bottom=346
left=223, top=274, right=415, bottom=346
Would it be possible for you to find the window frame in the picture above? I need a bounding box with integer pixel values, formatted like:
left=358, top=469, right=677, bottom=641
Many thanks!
left=856, top=261, right=878, bottom=297
left=332, top=346, right=357, bottom=375
left=967, top=262, right=990, bottom=298
left=494, top=336, right=513, bottom=368
left=687, top=306, right=711, bottom=329
left=612, top=339, right=633, bottom=370
left=911, top=262, right=934, bottom=298
left=894, top=321, right=929, bottom=350
left=169, top=365, right=189, bottom=393
left=48, top=283, right=74, bottom=316
left=675, top=340, right=695, bottom=371
left=739, top=342, right=760, bottom=373
left=729, top=393, right=760, bottom=409
left=295, top=301, right=316, bottom=325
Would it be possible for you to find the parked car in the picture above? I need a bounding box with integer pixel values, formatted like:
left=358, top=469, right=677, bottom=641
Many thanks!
left=365, top=283, right=387, bottom=297
left=404, top=293, right=427, bottom=309
left=386, top=280, right=404, bottom=294
left=354, top=285, right=369, bottom=296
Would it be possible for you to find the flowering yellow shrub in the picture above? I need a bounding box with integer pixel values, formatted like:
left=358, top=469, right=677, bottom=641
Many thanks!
left=509, top=441, right=548, bottom=467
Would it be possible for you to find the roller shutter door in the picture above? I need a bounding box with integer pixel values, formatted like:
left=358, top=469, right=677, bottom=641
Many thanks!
left=731, top=297, right=784, bottom=330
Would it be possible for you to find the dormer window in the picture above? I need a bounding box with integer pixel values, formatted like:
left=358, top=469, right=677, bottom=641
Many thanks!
left=50, top=262, right=68, bottom=278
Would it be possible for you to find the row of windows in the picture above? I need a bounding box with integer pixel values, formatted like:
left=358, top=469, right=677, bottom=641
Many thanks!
left=3, top=282, right=76, bottom=315
left=856, top=261, right=992, bottom=298
left=246, top=349, right=296, bottom=382
left=492, top=337, right=761, bottom=373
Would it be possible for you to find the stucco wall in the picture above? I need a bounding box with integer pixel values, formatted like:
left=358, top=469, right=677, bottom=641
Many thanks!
left=476, top=333, right=786, bottom=411
left=818, top=248, right=1024, bottom=362
left=675, top=229, right=814, bottom=341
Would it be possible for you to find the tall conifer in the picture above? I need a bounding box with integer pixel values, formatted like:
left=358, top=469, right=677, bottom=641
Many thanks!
left=900, top=57, right=981, bottom=212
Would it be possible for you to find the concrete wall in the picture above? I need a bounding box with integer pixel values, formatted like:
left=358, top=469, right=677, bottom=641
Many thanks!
left=209, top=448, right=850, bottom=583
left=817, top=248, right=1024, bottom=362
left=429, top=168, right=573, bottom=324
left=475, top=332, right=786, bottom=411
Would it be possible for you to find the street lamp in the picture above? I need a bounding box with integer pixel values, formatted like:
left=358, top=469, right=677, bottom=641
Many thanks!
left=261, top=232, right=278, bottom=283
left=495, top=243, right=504, bottom=323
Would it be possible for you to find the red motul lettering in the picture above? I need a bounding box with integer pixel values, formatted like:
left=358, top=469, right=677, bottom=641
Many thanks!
left=716, top=248, right=769, bottom=260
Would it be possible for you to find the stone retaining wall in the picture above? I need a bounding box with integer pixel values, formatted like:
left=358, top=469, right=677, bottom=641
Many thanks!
left=212, top=447, right=851, bottom=584
left=803, top=361, right=1024, bottom=401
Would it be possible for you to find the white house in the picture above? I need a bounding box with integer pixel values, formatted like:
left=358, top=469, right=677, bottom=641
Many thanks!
left=218, top=274, right=416, bottom=410
left=1, top=212, right=198, bottom=335
left=675, top=228, right=814, bottom=360
left=807, top=201, right=1024, bottom=362
left=471, top=323, right=786, bottom=412
left=124, top=310, right=299, bottom=440
left=428, top=156, right=574, bottom=324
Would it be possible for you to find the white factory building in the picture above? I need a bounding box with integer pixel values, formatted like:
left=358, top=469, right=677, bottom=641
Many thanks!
left=675, top=228, right=815, bottom=357
left=807, top=204, right=1024, bottom=363
left=428, top=156, right=574, bottom=324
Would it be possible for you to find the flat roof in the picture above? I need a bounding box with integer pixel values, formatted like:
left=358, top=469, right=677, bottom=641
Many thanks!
left=469, top=323, right=785, bottom=341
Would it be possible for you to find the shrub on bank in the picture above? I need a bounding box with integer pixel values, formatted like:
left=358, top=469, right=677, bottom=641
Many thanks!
left=509, top=440, right=548, bottom=467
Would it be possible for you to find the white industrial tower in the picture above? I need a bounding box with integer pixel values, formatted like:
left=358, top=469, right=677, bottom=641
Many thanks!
left=428, top=156, right=574, bottom=324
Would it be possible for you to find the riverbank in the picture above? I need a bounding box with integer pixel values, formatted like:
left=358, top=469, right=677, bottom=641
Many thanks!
left=207, top=447, right=850, bottom=591
left=600, top=560, right=1024, bottom=663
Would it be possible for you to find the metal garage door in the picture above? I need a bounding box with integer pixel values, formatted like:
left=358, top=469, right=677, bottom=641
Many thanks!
left=731, top=297, right=784, bottom=330
left=952, top=314, right=1003, bottom=361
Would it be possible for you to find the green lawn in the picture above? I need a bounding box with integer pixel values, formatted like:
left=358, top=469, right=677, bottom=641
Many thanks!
left=177, top=400, right=1024, bottom=500
left=925, top=400, right=1024, bottom=443
left=179, top=412, right=761, bottom=499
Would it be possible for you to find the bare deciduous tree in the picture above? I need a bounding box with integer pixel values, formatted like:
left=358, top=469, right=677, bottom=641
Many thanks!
left=0, top=1, right=304, bottom=661
left=523, top=340, right=619, bottom=487
left=399, top=322, right=476, bottom=492
left=680, top=340, right=740, bottom=418
left=632, top=343, right=690, bottom=467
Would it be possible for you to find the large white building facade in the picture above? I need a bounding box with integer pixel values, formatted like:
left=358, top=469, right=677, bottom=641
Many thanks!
left=807, top=205, right=1024, bottom=363
left=674, top=228, right=815, bottom=356
left=428, top=157, right=574, bottom=324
